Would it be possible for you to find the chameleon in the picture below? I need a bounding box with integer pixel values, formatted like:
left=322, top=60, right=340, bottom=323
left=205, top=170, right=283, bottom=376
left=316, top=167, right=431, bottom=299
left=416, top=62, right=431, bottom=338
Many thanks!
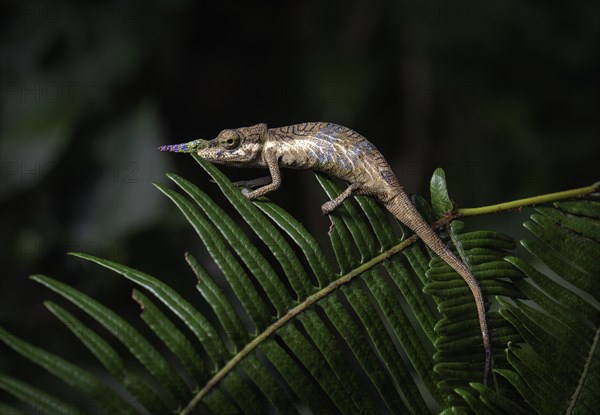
left=159, top=121, right=493, bottom=385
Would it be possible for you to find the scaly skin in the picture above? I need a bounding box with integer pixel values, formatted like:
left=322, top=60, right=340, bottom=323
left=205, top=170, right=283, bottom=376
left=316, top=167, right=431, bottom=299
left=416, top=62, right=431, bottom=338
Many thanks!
left=160, top=122, right=493, bottom=385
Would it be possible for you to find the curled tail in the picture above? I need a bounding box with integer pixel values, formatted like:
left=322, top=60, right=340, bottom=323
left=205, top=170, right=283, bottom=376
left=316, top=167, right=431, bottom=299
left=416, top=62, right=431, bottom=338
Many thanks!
left=384, top=192, right=493, bottom=385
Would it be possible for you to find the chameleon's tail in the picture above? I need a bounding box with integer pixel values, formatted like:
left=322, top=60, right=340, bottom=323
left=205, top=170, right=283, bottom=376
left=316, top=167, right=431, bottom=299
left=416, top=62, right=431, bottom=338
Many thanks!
left=384, top=192, right=493, bottom=386
left=158, top=139, right=207, bottom=153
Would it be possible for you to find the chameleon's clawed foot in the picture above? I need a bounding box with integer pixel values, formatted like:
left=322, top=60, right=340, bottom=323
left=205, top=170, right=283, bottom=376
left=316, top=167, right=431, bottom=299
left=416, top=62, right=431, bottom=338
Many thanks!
left=321, top=200, right=339, bottom=215
left=321, top=183, right=358, bottom=215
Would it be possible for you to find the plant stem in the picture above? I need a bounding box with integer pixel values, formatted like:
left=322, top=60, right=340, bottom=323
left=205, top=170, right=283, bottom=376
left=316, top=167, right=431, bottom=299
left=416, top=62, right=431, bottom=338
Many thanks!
left=457, top=182, right=599, bottom=217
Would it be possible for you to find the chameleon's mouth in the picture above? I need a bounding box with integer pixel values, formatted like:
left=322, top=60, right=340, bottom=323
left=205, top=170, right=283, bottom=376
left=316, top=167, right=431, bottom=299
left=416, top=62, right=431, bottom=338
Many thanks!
left=158, top=139, right=208, bottom=153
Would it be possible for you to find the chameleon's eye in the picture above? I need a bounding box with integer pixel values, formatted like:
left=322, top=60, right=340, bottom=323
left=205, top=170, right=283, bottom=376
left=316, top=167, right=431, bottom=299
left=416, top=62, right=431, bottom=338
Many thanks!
left=219, top=133, right=241, bottom=150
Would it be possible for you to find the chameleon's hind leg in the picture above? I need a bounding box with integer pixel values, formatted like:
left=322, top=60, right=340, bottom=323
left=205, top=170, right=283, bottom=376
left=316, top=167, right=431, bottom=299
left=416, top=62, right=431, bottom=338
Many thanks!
left=321, top=183, right=359, bottom=215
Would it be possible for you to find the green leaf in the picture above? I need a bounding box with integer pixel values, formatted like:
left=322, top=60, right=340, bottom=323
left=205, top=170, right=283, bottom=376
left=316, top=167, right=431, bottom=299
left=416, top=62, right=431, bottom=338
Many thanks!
left=259, top=339, right=339, bottom=414
left=67, top=253, right=229, bottom=371
left=191, top=157, right=315, bottom=302
left=255, top=199, right=334, bottom=287
left=185, top=252, right=249, bottom=350
left=0, top=327, right=137, bottom=414
left=239, top=353, right=299, bottom=415
left=132, top=289, right=206, bottom=384
left=168, top=173, right=303, bottom=311
left=44, top=301, right=169, bottom=413
left=0, top=374, right=84, bottom=415
left=499, top=199, right=600, bottom=414
left=431, top=167, right=454, bottom=217
left=30, top=274, right=190, bottom=402
left=469, top=382, right=532, bottom=414
left=153, top=181, right=271, bottom=331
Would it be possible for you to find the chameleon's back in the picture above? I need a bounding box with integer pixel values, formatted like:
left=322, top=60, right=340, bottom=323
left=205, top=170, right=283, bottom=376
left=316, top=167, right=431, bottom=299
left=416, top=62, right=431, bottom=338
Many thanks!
left=268, top=122, right=400, bottom=199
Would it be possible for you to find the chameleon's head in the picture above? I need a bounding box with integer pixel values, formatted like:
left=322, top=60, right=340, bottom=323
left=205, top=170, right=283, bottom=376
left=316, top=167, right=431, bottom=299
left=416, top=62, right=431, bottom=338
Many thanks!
left=158, top=123, right=268, bottom=167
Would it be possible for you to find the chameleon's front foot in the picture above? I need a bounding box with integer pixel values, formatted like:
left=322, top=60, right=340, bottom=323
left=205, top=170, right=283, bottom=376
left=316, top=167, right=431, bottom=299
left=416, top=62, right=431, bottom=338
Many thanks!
left=234, top=177, right=273, bottom=201
left=241, top=188, right=259, bottom=200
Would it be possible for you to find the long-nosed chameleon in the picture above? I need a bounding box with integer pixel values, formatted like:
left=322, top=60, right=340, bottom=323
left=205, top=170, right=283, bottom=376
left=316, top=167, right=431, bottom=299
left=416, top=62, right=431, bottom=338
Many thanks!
left=159, top=121, right=493, bottom=385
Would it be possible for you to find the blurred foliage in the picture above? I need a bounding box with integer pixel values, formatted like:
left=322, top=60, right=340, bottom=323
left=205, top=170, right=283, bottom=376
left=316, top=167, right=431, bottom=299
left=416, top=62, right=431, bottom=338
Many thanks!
left=0, top=0, right=598, bottom=395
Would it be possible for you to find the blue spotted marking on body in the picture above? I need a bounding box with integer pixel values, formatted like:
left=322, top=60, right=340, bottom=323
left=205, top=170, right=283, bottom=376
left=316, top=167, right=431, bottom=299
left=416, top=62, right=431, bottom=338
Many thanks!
left=357, top=139, right=377, bottom=153
left=380, top=169, right=396, bottom=184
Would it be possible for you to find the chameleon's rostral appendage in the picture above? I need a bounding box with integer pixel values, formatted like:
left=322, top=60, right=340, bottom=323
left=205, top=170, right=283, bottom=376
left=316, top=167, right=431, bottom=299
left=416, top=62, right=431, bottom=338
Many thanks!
left=158, top=139, right=207, bottom=153
left=159, top=121, right=494, bottom=386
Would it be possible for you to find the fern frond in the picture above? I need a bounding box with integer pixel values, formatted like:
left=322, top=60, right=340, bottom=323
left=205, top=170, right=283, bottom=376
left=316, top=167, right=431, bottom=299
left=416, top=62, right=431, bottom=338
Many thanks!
left=497, top=199, right=600, bottom=414
left=1, top=158, right=597, bottom=415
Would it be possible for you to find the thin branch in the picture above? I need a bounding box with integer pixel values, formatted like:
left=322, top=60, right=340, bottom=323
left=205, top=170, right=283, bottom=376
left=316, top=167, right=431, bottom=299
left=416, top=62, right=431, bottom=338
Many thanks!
left=457, top=182, right=599, bottom=217
left=567, top=326, right=599, bottom=414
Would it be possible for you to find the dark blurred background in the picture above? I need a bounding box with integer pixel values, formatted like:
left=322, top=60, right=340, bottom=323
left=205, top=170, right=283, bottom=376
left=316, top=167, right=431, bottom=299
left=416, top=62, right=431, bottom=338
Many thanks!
left=1, top=0, right=598, bottom=398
